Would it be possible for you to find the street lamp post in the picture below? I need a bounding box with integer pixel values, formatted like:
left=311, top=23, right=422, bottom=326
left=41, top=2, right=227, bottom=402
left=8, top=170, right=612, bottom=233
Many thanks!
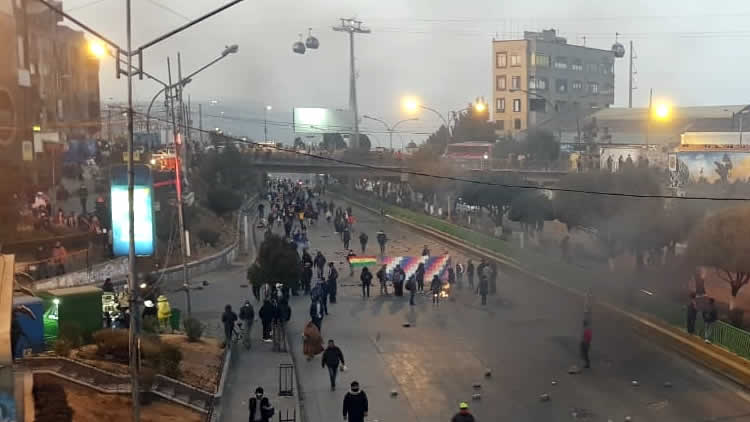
left=264, top=105, right=272, bottom=142
left=362, top=115, right=419, bottom=151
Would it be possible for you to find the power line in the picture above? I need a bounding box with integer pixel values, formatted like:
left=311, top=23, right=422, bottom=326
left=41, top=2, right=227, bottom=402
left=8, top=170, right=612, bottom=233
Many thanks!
left=136, top=110, right=750, bottom=202
left=144, top=0, right=192, bottom=21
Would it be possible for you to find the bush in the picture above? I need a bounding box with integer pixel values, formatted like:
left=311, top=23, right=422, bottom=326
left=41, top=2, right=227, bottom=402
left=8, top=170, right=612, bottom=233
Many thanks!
left=53, top=338, right=73, bottom=357
left=158, top=343, right=183, bottom=377
left=92, top=329, right=130, bottom=362
left=34, top=378, right=74, bottom=422
left=59, top=323, right=83, bottom=348
left=206, top=186, right=242, bottom=216
left=197, top=228, right=221, bottom=247
left=183, top=317, right=204, bottom=342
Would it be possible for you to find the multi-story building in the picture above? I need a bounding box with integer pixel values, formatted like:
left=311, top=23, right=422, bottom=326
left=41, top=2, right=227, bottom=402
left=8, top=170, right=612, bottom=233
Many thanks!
left=492, top=29, right=615, bottom=136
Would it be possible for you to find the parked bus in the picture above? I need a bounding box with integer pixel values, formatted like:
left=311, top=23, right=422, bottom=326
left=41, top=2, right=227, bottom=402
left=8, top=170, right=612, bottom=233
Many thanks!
left=443, top=142, right=494, bottom=168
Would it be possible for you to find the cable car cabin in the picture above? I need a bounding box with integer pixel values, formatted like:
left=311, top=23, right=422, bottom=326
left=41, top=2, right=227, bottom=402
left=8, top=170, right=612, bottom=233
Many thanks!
left=442, top=142, right=494, bottom=169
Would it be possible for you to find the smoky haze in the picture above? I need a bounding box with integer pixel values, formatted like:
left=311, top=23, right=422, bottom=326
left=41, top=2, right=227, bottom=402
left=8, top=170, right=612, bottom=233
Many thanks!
left=64, top=0, right=750, bottom=141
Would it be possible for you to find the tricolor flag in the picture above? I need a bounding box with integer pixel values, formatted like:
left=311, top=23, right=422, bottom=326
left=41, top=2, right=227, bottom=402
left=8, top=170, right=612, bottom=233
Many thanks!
left=348, top=255, right=378, bottom=268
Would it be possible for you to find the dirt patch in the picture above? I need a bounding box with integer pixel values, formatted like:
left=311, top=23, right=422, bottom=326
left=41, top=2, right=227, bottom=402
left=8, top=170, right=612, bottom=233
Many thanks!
left=34, top=373, right=203, bottom=422
left=71, top=334, right=223, bottom=391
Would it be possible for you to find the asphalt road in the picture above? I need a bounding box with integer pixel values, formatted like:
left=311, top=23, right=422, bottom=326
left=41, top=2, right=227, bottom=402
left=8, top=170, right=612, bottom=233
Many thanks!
left=173, top=196, right=750, bottom=422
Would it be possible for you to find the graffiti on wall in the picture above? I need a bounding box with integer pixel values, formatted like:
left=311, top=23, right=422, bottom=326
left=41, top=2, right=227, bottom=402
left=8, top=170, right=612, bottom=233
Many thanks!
left=676, top=151, right=750, bottom=184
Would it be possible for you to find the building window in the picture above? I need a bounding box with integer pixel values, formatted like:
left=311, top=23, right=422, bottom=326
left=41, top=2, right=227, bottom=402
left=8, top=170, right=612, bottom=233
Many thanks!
left=586, top=63, right=598, bottom=73
left=512, top=99, right=521, bottom=112
left=496, top=98, right=505, bottom=113
left=572, top=80, right=583, bottom=90
left=554, top=57, right=568, bottom=69
left=496, top=120, right=505, bottom=130
left=495, top=52, right=507, bottom=68
left=589, top=82, right=599, bottom=94
left=535, top=77, right=548, bottom=90
left=532, top=54, right=549, bottom=67
left=529, top=76, right=535, bottom=89
left=556, top=79, right=567, bottom=93
left=514, top=118, right=522, bottom=130
left=571, top=59, right=583, bottom=71
left=496, top=75, right=506, bottom=91
left=510, top=54, right=521, bottom=66
left=511, top=76, right=521, bottom=90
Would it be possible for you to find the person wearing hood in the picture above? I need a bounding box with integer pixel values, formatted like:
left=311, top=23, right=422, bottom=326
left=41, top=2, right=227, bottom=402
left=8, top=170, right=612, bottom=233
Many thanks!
left=343, top=381, right=368, bottom=422
left=248, top=386, right=273, bottom=422
left=451, top=402, right=475, bottom=422
left=376, top=230, right=387, bottom=256
left=303, top=320, right=324, bottom=360
left=239, top=300, right=255, bottom=349
left=273, top=299, right=292, bottom=352
left=156, top=295, right=171, bottom=331
left=359, top=232, right=368, bottom=254
left=221, top=304, right=238, bottom=347
left=259, top=299, right=276, bottom=343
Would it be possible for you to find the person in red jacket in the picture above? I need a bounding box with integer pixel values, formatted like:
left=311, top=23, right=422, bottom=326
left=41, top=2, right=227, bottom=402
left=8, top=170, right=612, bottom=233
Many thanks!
left=581, top=320, right=592, bottom=369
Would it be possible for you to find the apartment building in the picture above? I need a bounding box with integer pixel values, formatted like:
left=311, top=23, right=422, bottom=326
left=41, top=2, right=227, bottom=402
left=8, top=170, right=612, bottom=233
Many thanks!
left=492, top=29, right=615, bottom=135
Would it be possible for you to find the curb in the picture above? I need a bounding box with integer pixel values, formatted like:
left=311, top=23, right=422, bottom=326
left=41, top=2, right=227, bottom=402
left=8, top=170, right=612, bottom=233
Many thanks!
left=339, top=193, right=750, bottom=389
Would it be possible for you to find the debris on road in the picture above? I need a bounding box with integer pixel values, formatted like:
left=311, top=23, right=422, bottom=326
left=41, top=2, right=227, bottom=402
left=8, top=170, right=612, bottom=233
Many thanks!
left=390, top=389, right=398, bottom=397
left=551, top=380, right=558, bottom=386
left=484, top=368, right=492, bottom=378
left=472, top=393, right=481, bottom=400
left=631, top=380, right=639, bottom=387
left=539, top=393, right=550, bottom=402
left=472, top=383, right=481, bottom=389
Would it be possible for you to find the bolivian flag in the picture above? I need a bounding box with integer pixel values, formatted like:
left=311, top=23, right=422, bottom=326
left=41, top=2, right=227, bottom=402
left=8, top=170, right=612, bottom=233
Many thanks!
left=348, top=256, right=378, bottom=268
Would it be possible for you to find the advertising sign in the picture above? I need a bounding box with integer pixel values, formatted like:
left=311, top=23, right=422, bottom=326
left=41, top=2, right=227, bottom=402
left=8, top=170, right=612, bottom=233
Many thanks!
left=676, top=150, right=750, bottom=184
left=293, top=107, right=354, bottom=134
left=110, top=164, right=155, bottom=256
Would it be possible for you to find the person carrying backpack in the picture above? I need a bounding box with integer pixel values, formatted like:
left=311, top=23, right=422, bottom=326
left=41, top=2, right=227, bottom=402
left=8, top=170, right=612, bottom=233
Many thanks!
left=406, top=275, right=417, bottom=306
left=376, top=230, right=388, bottom=256
left=239, top=300, right=255, bottom=350
left=359, top=232, right=369, bottom=254
left=360, top=267, right=373, bottom=298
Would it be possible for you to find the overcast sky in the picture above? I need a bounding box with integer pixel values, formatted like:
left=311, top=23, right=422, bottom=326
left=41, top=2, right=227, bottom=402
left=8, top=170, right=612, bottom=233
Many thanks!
left=64, top=0, right=750, bottom=144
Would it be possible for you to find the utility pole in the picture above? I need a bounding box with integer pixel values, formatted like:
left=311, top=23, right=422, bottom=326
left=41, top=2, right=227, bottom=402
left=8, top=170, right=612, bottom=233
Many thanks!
left=333, top=18, right=370, bottom=150
left=628, top=40, right=634, bottom=108
left=646, top=88, right=653, bottom=146
left=198, top=103, right=203, bottom=145
left=168, top=57, right=192, bottom=317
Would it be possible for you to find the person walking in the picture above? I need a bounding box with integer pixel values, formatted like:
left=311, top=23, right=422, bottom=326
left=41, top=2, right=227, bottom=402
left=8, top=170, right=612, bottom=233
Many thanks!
left=687, top=292, right=698, bottom=335
left=343, top=227, right=351, bottom=250
left=376, top=229, right=388, bottom=256
left=466, top=259, right=475, bottom=290
left=248, top=386, right=274, bottom=422
left=347, top=249, right=356, bottom=277
left=376, top=265, right=388, bottom=295
left=455, top=263, right=464, bottom=290
left=703, top=297, right=718, bottom=343
left=430, top=275, right=442, bottom=305
left=303, top=320, right=324, bottom=360
left=312, top=278, right=329, bottom=316
left=273, top=298, right=292, bottom=352
left=580, top=320, right=592, bottom=369
left=407, top=275, right=417, bottom=306
left=392, top=264, right=405, bottom=297
left=477, top=276, right=489, bottom=306
left=314, top=251, right=327, bottom=280
left=447, top=266, right=456, bottom=286
left=489, top=262, right=498, bottom=295
left=327, top=263, right=339, bottom=304
left=359, top=232, right=368, bottom=254
left=322, top=339, right=345, bottom=390
left=259, top=299, right=275, bottom=343
left=343, top=381, right=368, bottom=422
left=415, top=263, right=425, bottom=292
left=309, top=299, right=324, bottom=332
left=239, top=300, right=254, bottom=350
left=302, top=262, right=313, bottom=295
left=221, top=304, right=238, bottom=348
left=451, top=402, right=475, bottom=422
left=360, top=267, right=373, bottom=298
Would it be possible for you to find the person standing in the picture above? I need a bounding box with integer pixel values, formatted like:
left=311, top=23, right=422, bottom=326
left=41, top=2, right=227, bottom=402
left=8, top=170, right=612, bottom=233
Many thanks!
left=259, top=299, right=275, bottom=343
left=455, top=263, right=464, bottom=290
left=447, top=266, right=456, bottom=286
left=489, top=262, right=498, bottom=295
left=687, top=292, right=698, bottom=335
left=360, top=267, right=373, bottom=298
left=312, top=278, right=329, bottom=316
left=248, top=387, right=273, bottom=422
left=310, top=299, right=324, bottom=332
left=321, top=339, right=345, bottom=390
left=221, top=304, right=238, bottom=347
left=430, top=275, right=442, bottom=305
left=343, top=381, right=368, bottom=422
left=239, top=300, right=255, bottom=349
left=477, top=276, right=489, bottom=306
left=415, top=263, right=425, bottom=292
left=421, top=245, right=430, bottom=257
left=156, top=295, right=171, bottom=332
left=273, top=299, right=292, bottom=352
left=392, top=264, right=405, bottom=296
left=347, top=249, right=357, bottom=277
left=314, top=251, right=327, bottom=280
left=703, top=297, right=718, bottom=343
left=303, top=320, right=324, bottom=360
left=302, top=262, right=313, bottom=295
left=376, top=265, right=388, bottom=295
left=327, top=263, right=339, bottom=304
left=376, top=230, right=388, bottom=256
left=343, top=227, right=351, bottom=250
left=407, top=275, right=417, bottom=306
left=451, top=402, right=475, bottom=422
left=580, top=320, right=592, bottom=369
left=78, top=184, right=88, bottom=215
left=466, top=259, right=475, bottom=289
left=359, top=232, right=369, bottom=254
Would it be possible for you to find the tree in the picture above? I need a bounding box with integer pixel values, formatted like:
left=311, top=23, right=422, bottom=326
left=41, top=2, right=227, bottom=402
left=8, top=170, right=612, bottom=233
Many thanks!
left=247, top=234, right=302, bottom=291
left=554, top=168, right=665, bottom=269
left=320, top=133, right=347, bottom=151
left=524, top=129, right=559, bottom=161
left=293, top=137, right=306, bottom=150
left=688, top=206, right=750, bottom=311
left=455, top=173, right=524, bottom=227
left=451, top=107, right=496, bottom=143
left=508, top=190, right=553, bottom=234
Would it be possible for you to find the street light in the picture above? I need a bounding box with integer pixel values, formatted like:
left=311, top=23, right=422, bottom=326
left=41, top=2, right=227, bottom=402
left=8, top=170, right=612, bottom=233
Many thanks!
left=653, top=102, right=671, bottom=121
left=362, top=115, right=419, bottom=151
left=88, top=40, right=107, bottom=59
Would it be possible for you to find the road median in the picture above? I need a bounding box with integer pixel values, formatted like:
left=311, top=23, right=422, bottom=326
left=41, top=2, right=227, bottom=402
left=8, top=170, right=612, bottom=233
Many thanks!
left=334, top=191, right=750, bottom=388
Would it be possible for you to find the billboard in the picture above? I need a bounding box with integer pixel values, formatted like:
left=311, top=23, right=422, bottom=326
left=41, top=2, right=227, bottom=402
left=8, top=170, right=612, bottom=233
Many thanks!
left=676, top=151, right=750, bottom=184
left=293, top=107, right=354, bottom=134
left=110, top=164, right=155, bottom=256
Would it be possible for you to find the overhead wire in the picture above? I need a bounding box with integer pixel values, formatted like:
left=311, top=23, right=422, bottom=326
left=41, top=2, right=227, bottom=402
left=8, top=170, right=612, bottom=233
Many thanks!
left=135, top=109, right=750, bottom=202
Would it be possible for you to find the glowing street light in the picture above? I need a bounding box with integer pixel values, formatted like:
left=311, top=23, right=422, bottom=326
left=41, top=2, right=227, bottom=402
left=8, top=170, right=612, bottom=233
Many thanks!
left=88, top=40, right=107, bottom=59
left=402, top=96, right=420, bottom=114
left=474, top=101, right=486, bottom=113
left=653, top=102, right=671, bottom=121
